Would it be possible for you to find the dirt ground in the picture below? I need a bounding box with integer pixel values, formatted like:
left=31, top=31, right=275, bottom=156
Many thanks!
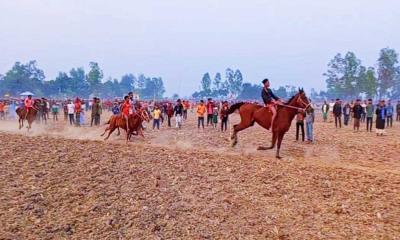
left=0, top=112, right=399, bottom=239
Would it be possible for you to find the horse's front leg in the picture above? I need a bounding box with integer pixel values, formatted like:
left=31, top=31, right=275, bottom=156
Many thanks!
left=257, top=131, right=278, bottom=150
left=275, top=133, right=285, bottom=159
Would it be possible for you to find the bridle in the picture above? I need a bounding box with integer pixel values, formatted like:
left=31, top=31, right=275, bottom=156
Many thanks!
left=135, top=109, right=150, bottom=122
left=277, top=94, right=311, bottom=111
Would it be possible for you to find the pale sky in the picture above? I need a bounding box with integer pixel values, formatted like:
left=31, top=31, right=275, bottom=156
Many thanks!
left=1, top=0, right=399, bottom=96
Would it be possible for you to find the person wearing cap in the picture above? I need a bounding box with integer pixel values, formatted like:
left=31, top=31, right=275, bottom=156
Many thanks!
left=261, top=79, right=281, bottom=130
left=375, top=100, right=387, bottom=136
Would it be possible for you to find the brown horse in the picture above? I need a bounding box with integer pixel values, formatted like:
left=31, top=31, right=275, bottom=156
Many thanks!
left=16, top=99, right=41, bottom=131
left=101, top=109, right=150, bottom=142
left=228, top=89, right=310, bottom=158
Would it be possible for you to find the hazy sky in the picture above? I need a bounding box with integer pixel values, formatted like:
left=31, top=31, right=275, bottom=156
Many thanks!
left=1, top=0, right=399, bottom=96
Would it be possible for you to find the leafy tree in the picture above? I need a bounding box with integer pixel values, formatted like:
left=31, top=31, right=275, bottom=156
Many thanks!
left=237, top=83, right=261, bottom=100
left=364, top=67, right=377, bottom=98
left=213, top=72, right=222, bottom=91
left=86, top=62, right=103, bottom=95
left=231, top=70, right=244, bottom=96
left=120, top=74, right=136, bottom=92
left=377, top=48, right=398, bottom=98
left=324, top=53, right=345, bottom=98
left=274, top=86, right=287, bottom=99
left=201, top=73, right=212, bottom=93
left=0, top=60, right=45, bottom=96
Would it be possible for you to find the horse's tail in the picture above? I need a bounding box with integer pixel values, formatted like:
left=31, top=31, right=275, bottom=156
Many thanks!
left=228, top=102, right=245, bottom=115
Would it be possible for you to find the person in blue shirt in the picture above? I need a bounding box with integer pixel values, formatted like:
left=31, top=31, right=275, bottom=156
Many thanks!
left=261, top=79, right=281, bottom=130
left=112, top=102, right=120, bottom=115
left=386, top=100, right=394, bottom=128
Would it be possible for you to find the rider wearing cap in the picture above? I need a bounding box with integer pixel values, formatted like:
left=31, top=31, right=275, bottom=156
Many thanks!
left=261, top=79, right=281, bottom=130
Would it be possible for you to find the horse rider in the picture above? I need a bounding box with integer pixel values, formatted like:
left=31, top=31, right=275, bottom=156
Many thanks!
left=24, top=95, right=33, bottom=119
left=261, top=79, right=282, bottom=130
left=121, top=95, right=131, bottom=135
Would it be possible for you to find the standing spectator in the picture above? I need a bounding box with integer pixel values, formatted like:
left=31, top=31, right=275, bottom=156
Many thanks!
left=353, top=99, right=363, bottom=132
left=166, top=103, right=174, bottom=127
left=91, top=97, right=98, bottom=126
left=343, top=102, right=351, bottom=126
left=321, top=100, right=329, bottom=122
left=366, top=99, right=374, bottom=132
left=295, top=110, right=305, bottom=142
left=182, top=100, right=189, bottom=120
left=174, top=99, right=183, bottom=129
left=329, top=99, right=335, bottom=122
left=152, top=105, right=162, bottom=130
left=220, top=101, right=229, bottom=132
left=212, top=107, right=219, bottom=128
left=333, top=99, right=342, bottom=128
left=206, top=98, right=214, bottom=126
left=63, top=102, right=68, bottom=121
left=305, top=107, right=315, bottom=143
left=112, top=102, right=120, bottom=115
left=0, top=101, right=5, bottom=120
left=361, top=100, right=367, bottom=123
left=95, top=98, right=102, bottom=125
left=51, top=101, right=59, bottom=121
left=67, top=100, right=75, bottom=125
left=8, top=101, right=16, bottom=120
left=197, top=100, right=206, bottom=129
left=386, top=100, right=394, bottom=128
left=376, top=100, right=387, bottom=136
left=74, top=98, right=82, bottom=127
left=396, top=100, right=400, bottom=122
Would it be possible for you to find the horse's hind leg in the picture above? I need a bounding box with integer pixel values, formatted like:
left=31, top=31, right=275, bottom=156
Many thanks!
left=104, top=127, right=116, bottom=140
left=100, top=127, right=109, bottom=137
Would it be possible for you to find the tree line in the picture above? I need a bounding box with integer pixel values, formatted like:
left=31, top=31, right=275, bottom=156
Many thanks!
left=0, top=61, right=165, bottom=99
left=323, top=47, right=400, bottom=100
left=192, top=68, right=301, bottom=100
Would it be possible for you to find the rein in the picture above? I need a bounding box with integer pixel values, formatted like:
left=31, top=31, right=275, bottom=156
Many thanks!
left=277, top=96, right=311, bottom=111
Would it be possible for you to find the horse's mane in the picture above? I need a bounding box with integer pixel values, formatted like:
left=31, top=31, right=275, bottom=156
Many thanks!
left=286, top=95, right=296, bottom=105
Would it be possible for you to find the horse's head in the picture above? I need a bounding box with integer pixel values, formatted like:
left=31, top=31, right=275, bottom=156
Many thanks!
left=138, top=109, right=151, bottom=122
left=290, top=88, right=311, bottom=110
left=33, top=99, right=41, bottom=109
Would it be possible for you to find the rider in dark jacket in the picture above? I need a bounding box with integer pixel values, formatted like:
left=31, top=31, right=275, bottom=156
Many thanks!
left=261, top=79, right=281, bottom=130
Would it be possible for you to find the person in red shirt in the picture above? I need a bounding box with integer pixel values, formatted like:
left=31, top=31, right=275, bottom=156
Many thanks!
left=206, top=98, right=214, bottom=126
left=74, top=98, right=82, bottom=126
left=24, top=95, right=33, bottom=119
left=0, top=101, right=5, bottom=120
left=121, top=96, right=131, bottom=135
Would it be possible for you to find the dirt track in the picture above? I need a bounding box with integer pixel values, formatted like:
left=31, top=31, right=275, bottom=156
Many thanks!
left=0, top=113, right=399, bottom=239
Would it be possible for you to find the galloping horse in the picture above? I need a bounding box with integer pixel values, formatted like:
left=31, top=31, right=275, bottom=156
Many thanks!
left=101, top=109, right=151, bottom=142
left=16, top=99, right=41, bottom=131
left=228, top=89, right=310, bottom=158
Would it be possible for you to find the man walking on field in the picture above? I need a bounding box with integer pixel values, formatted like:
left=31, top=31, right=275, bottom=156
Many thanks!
left=333, top=99, right=342, bottom=128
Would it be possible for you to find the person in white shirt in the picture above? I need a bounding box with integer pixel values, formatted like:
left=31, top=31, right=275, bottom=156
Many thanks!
left=67, top=100, right=75, bottom=125
left=329, top=99, right=335, bottom=122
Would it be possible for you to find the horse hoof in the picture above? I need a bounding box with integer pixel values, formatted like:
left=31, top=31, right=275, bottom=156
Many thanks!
left=276, top=156, right=282, bottom=159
